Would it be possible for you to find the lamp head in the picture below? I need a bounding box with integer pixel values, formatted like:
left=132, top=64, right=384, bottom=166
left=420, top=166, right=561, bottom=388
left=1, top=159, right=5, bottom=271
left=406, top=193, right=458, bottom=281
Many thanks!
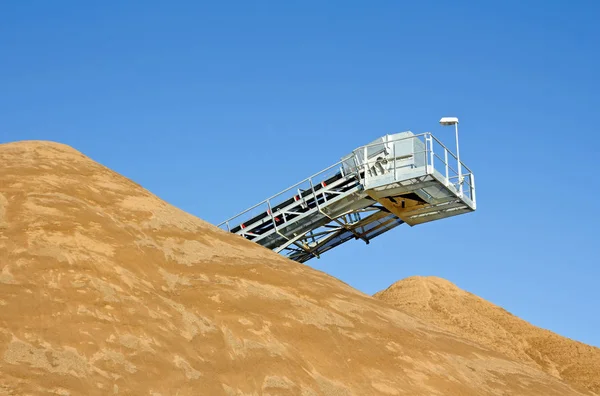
left=439, top=117, right=459, bottom=126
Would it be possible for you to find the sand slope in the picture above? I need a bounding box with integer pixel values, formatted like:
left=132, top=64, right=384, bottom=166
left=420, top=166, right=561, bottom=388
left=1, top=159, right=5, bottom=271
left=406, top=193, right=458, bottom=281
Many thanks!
left=374, top=276, right=600, bottom=394
left=0, top=140, right=592, bottom=395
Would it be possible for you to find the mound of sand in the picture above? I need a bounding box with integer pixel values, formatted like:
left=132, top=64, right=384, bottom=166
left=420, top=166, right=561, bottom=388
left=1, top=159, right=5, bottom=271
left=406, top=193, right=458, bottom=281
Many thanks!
left=0, top=140, right=594, bottom=395
left=374, top=276, right=600, bottom=394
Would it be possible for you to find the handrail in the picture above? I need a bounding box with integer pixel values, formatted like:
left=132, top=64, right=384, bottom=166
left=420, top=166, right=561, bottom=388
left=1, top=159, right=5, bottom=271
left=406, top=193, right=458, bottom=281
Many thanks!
left=429, top=134, right=473, bottom=174
left=218, top=159, right=346, bottom=226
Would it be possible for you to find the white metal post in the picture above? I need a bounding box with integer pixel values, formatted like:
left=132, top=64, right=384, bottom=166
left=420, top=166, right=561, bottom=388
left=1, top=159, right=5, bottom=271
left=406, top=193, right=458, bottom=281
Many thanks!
left=393, top=142, right=397, bottom=181
left=424, top=136, right=428, bottom=175
left=267, top=199, right=277, bottom=231
left=363, top=146, right=368, bottom=186
left=428, top=134, right=434, bottom=173
left=455, top=123, right=463, bottom=196
left=444, top=148, right=449, bottom=185
left=470, top=173, right=476, bottom=208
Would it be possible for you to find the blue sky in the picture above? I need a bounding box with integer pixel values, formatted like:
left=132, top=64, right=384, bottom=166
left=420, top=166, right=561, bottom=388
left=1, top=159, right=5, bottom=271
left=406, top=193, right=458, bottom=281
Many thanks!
left=2, top=1, right=599, bottom=347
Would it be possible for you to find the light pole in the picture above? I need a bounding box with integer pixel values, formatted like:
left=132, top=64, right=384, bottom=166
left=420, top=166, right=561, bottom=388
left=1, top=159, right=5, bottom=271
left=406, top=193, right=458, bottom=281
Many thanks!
left=439, top=117, right=462, bottom=196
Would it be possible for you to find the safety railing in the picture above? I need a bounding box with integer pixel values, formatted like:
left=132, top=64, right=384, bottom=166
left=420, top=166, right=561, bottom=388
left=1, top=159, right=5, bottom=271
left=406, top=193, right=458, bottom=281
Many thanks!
left=428, top=134, right=476, bottom=204
left=358, top=132, right=476, bottom=204
left=218, top=160, right=349, bottom=232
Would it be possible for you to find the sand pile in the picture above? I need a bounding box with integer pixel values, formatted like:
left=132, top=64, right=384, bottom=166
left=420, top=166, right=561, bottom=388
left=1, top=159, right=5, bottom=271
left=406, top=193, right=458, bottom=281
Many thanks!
left=375, top=276, right=600, bottom=394
left=0, top=140, right=594, bottom=395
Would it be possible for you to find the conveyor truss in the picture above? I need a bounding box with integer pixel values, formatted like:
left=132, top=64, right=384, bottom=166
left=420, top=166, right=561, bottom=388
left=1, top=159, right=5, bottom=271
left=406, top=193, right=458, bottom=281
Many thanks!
left=218, top=131, right=476, bottom=263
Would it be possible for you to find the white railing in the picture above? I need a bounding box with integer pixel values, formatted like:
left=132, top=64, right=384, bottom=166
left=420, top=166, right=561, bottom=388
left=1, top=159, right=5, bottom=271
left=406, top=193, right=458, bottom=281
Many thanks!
left=428, top=133, right=476, bottom=204
left=218, top=160, right=348, bottom=232
left=349, top=132, right=475, bottom=204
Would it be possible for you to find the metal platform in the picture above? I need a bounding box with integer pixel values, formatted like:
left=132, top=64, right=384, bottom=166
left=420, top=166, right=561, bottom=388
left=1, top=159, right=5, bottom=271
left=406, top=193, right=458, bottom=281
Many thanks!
left=218, top=131, right=476, bottom=263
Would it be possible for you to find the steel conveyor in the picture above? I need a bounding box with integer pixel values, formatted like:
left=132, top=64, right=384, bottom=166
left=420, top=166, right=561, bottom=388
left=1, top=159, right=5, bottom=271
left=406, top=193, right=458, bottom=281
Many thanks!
left=218, top=131, right=476, bottom=263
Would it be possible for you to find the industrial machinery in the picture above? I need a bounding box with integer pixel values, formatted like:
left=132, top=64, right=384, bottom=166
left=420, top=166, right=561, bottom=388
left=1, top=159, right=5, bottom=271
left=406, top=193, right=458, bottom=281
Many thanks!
left=218, top=129, right=476, bottom=263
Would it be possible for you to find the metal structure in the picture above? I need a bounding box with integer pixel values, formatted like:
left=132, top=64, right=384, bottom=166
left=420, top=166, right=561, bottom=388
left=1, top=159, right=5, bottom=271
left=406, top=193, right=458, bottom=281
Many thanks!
left=218, top=130, right=476, bottom=263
